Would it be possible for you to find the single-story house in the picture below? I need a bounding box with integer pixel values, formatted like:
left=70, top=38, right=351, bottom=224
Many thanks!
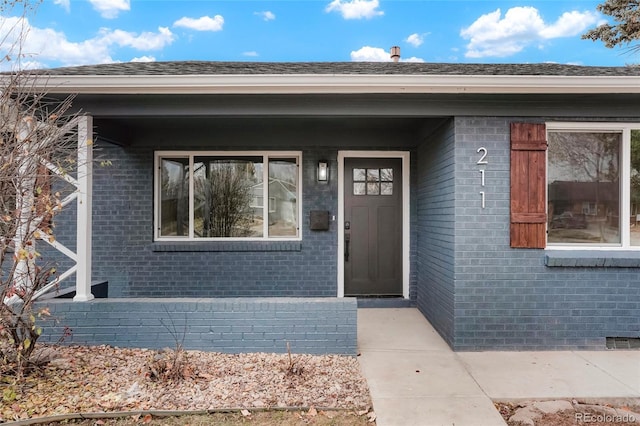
left=30, top=60, right=640, bottom=353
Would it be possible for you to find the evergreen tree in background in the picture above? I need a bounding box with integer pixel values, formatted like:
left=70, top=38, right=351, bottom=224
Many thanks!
left=583, top=0, right=640, bottom=51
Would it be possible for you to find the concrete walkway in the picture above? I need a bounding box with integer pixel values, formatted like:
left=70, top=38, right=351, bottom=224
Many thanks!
left=357, top=308, right=640, bottom=426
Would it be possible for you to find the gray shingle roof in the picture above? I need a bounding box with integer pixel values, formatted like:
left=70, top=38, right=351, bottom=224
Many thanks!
left=40, top=61, right=640, bottom=76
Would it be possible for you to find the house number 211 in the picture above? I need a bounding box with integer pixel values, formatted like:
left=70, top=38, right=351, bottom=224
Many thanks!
left=477, top=147, right=487, bottom=209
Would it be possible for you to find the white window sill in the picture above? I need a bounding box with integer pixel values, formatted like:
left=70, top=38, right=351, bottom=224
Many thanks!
left=545, top=250, right=640, bottom=267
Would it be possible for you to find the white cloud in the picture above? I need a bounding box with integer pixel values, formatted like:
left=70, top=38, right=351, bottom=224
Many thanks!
left=350, top=46, right=389, bottom=61
left=17, top=60, right=46, bottom=70
left=99, top=27, right=174, bottom=50
left=540, top=11, right=603, bottom=39
left=460, top=7, right=602, bottom=58
left=174, top=15, right=224, bottom=32
left=406, top=33, right=424, bottom=47
left=350, top=46, right=424, bottom=62
left=326, top=0, right=383, bottom=20
left=255, top=11, right=275, bottom=21
left=402, top=56, right=425, bottom=63
left=131, top=55, right=156, bottom=63
left=243, top=51, right=259, bottom=57
left=0, top=16, right=175, bottom=69
left=89, top=0, right=130, bottom=19
left=53, top=0, right=70, bottom=12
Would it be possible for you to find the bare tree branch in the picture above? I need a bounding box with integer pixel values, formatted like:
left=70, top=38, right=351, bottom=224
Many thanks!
left=0, top=0, right=84, bottom=378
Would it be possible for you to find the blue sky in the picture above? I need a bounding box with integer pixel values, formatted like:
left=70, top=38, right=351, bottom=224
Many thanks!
left=1, top=0, right=636, bottom=69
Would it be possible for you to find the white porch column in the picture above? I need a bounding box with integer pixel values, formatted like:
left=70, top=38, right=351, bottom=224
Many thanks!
left=13, top=117, right=38, bottom=295
left=74, top=115, right=94, bottom=302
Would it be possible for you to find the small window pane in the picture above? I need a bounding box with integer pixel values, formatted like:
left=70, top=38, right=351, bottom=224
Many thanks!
left=354, top=182, right=366, bottom=195
left=160, top=158, right=189, bottom=237
left=548, top=132, right=620, bottom=245
left=367, top=182, right=380, bottom=195
left=269, top=158, right=298, bottom=237
left=631, top=130, right=640, bottom=246
left=353, top=168, right=366, bottom=181
left=381, top=182, right=393, bottom=195
left=381, top=168, right=393, bottom=182
left=367, top=169, right=379, bottom=182
left=194, top=156, right=263, bottom=238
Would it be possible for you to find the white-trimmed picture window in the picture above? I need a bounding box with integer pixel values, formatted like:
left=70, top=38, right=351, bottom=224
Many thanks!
left=547, top=123, right=640, bottom=248
left=156, top=151, right=301, bottom=240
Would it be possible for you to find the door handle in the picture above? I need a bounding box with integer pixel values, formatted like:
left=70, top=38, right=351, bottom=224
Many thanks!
left=345, top=233, right=350, bottom=261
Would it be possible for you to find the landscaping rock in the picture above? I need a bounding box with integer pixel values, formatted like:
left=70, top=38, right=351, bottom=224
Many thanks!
left=509, top=405, right=543, bottom=426
left=533, top=400, right=574, bottom=414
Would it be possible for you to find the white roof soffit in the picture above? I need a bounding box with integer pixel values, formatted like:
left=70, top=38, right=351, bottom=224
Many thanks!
left=34, top=74, right=640, bottom=95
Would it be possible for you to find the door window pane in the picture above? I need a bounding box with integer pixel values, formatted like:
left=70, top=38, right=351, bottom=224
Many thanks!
left=381, top=168, right=393, bottom=195
left=381, top=182, right=393, bottom=195
left=548, top=132, right=621, bottom=244
left=159, top=158, right=189, bottom=237
left=367, top=182, right=380, bottom=195
left=631, top=130, right=640, bottom=246
left=354, top=167, right=394, bottom=196
left=194, top=156, right=263, bottom=238
left=268, top=158, right=298, bottom=237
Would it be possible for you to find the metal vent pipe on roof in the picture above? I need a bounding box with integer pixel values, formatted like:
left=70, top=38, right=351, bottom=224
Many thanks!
left=390, top=46, right=400, bottom=62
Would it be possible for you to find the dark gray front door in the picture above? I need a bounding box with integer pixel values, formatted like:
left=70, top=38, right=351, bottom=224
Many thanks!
left=344, top=158, right=402, bottom=296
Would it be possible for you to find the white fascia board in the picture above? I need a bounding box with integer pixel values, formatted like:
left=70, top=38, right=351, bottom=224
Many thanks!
left=37, top=74, right=640, bottom=95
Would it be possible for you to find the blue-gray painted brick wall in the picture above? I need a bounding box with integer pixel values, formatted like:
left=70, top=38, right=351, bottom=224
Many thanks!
left=409, top=150, right=419, bottom=302
left=452, top=116, right=640, bottom=350
left=416, top=119, right=456, bottom=347
left=51, top=112, right=640, bottom=351
left=88, top=144, right=339, bottom=298
left=51, top=139, right=418, bottom=300
left=36, top=297, right=358, bottom=355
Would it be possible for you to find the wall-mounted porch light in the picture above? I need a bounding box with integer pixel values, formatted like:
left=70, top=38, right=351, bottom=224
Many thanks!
left=317, top=160, right=329, bottom=183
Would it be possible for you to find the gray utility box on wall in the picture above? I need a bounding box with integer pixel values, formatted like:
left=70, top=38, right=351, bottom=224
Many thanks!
left=310, top=210, right=330, bottom=231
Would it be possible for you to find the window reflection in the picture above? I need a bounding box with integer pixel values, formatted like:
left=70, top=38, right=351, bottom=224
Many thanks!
left=367, top=169, right=379, bottom=182
left=631, top=130, right=640, bottom=246
left=157, top=153, right=300, bottom=240
left=353, top=182, right=366, bottom=195
left=194, top=156, right=263, bottom=238
left=160, top=158, right=189, bottom=237
left=367, top=182, right=380, bottom=195
left=268, top=158, right=298, bottom=237
left=547, top=132, right=621, bottom=244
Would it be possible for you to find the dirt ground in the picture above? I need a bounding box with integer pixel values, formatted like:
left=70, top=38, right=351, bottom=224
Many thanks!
left=40, top=410, right=374, bottom=425
left=0, top=345, right=371, bottom=423
left=496, top=401, right=640, bottom=426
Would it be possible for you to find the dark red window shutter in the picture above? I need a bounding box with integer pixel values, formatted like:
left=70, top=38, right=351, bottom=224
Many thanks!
left=510, top=122, right=547, bottom=248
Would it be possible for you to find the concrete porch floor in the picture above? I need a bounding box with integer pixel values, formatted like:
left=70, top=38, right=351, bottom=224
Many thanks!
left=357, top=308, right=640, bottom=426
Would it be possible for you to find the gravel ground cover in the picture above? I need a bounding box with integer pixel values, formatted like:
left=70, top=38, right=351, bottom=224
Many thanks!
left=0, top=345, right=372, bottom=423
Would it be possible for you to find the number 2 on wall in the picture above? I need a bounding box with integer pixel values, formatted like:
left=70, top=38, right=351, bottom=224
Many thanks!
left=476, top=147, right=488, bottom=165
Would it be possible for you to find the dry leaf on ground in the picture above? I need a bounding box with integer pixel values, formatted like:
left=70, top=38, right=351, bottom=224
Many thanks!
left=1, top=345, right=371, bottom=423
